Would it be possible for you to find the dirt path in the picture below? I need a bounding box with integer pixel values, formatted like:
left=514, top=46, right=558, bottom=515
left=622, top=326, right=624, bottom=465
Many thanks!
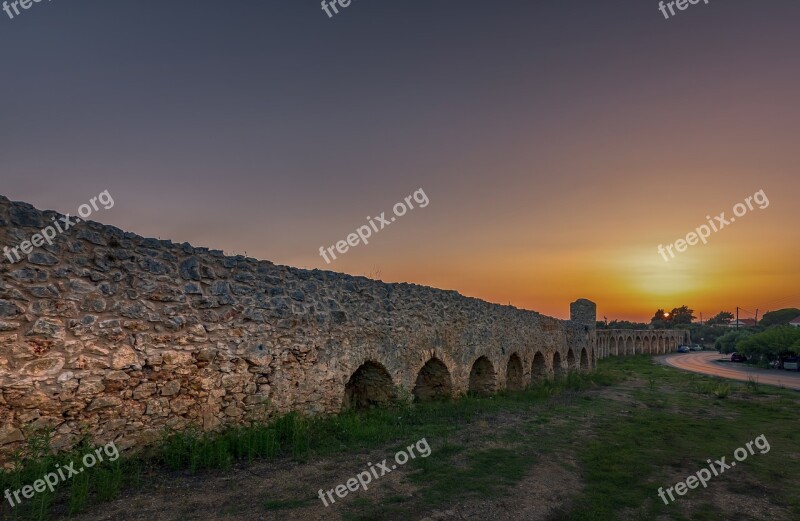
left=657, top=352, right=800, bottom=390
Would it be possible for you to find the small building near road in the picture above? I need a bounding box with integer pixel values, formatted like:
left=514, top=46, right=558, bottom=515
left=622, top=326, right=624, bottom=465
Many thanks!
left=727, top=319, right=757, bottom=328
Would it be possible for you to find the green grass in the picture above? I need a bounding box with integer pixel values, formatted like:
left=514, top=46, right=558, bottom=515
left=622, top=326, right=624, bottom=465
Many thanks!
left=3, top=356, right=799, bottom=521
left=553, top=358, right=800, bottom=521
left=0, top=435, right=138, bottom=521
left=408, top=445, right=533, bottom=504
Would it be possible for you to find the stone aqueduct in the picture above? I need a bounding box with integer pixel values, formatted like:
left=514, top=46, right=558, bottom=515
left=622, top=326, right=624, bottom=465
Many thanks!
left=595, top=329, right=690, bottom=358
left=0, top=196, right=689, bottom=459
left=338, top=307, right=692, bottom=409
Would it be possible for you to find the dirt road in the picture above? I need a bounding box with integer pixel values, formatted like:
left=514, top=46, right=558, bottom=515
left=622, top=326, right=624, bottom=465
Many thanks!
left=657, top=352, right=800, bottom=390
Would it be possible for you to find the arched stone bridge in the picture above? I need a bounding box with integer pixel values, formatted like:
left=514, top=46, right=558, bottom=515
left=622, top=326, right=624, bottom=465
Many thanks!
left=342, top=321, right=595, bottom=410
left=0, top=195, right=694, bottom=459
left=340, top=308, right=692, bottom=409
left=594, top=329, right=690, bottom=359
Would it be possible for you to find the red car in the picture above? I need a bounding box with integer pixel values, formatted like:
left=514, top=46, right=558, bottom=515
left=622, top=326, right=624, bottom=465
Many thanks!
left=731, top=353, right=747, bottom=363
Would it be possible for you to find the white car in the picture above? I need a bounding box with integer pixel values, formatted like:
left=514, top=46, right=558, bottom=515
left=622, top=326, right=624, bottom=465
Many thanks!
left=690, top=345, right=703, bottom=351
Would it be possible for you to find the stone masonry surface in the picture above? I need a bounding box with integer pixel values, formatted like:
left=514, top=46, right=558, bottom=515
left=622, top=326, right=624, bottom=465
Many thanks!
left=0, top=195, right=679, bottom=462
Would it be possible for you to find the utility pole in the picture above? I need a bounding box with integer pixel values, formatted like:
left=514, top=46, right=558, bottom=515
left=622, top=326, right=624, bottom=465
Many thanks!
left=736, top=307, right=739, bottom=330
left=700, top=312, right=703, bottom=325
left=755, top=309, right=759, bottom=324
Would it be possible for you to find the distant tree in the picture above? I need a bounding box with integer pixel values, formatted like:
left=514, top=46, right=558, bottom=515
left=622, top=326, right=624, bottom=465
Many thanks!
left=651, top=309, right=668, bottom=323
left=650, top=306, right=695, bottom=328
left=685, top=324, right=727, bottom=345
left=715, top=330, right=753, bottom=354
left=736, top=326, right=800, bottom=362
left=606, top=320, right=649, bottom=330
left=760, top=308, right=800, bottom=327
left=706, top=311, right=735, bottom=326
left=669, top=306, right=696, bottom=325
left=651, top=320, right=668, bottom=330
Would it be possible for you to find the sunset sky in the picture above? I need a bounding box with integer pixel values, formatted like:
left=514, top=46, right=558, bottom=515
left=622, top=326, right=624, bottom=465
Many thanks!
left=1, top=1, right=798, bottom=321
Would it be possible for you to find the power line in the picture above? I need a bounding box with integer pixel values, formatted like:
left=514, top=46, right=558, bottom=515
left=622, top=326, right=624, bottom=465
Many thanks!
left=742, top=296, right=799, bottom=311
left=737, top=307, right=757, bottom=317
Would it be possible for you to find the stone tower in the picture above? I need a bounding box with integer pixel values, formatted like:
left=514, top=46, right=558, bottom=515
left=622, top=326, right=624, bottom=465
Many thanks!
left=570, top=298, right=597, bottom=330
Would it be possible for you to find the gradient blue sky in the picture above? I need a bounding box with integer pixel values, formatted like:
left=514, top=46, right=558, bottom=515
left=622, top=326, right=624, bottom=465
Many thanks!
left=2, top=0, right=798, bottom=320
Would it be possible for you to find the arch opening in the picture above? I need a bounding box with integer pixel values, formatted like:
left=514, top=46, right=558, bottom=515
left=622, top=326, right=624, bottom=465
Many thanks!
left=468, top=356, right=497, bottom=396
left=412, top=358, right=453, bottom=402
left=343, top=361, right=395, bottom=410
left=553, top=351, right=565, bottom=377
left=567, top=349, right=576, bottom=370
left=506, top=354, right=525, bottom=391
left=531, top=351, right=547, bottom=384
left=580, top=348, right=590, bottom=371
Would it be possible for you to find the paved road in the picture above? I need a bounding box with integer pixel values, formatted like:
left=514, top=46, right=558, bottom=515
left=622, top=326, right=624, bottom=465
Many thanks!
left=656, top=351, right=800, bottom=391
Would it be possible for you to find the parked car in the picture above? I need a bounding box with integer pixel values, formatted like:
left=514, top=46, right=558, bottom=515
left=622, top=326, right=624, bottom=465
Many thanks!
left=690, top=344, right=703, bottom=351
left=783, top=356, right=800, bottom=371
left=731, top=353, right=747, bottom=363
left=677, top=345, right=691, bottom=353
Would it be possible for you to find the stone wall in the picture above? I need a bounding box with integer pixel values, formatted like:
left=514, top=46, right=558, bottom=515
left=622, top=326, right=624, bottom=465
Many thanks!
left=0, top=195, right=595, bottom=461
left=595, top=329, right=690, bottom=357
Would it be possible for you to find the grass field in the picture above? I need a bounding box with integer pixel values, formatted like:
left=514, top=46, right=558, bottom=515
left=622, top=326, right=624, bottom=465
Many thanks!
left=2, top=355, right=799, bottom=521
